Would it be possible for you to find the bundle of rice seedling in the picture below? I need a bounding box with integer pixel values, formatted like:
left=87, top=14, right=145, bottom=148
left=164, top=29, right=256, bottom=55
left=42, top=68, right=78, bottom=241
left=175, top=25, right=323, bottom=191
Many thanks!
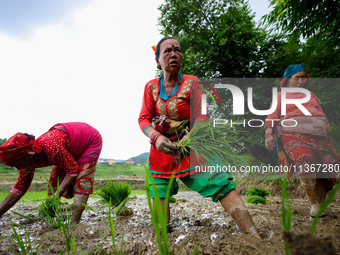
left=245, top=187, right=270, bottom=205
left=245, top=196, right=267, bottom=205
left=96, top=180, right=132, bottom=207
left=176, top=120, right=251, bottom=166
left=37, top=197, right=57, bottom=220
left=246, top=187, right=270, bottom=198
left=169, top=197, right=177, bottom=203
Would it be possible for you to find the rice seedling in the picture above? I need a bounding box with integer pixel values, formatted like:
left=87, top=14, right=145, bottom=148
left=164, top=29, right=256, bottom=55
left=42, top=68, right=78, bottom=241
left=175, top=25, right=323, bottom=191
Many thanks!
left=281, top=174, right=292, bottom=255
left=169, top=197, right=177, bottom=203
left=95, top=180, right=132, bottom=208
left=245, top=187, right=270, bottom=205
left=6, top=221, right=58, bottom=255
left=310, top=182, right=340, bottom=234
left=246, top=187, right=270, bottom=198
left=245, top=196, right=267, bottom=205
left=36, top=196, right=58, bottom=221
left=176, top=120, right=252, bottom=167
left=144, top=163, right=200, bottom=255
left=101, top=198, right=129, bottom=255
left=87, top=196, right=129, bottom=255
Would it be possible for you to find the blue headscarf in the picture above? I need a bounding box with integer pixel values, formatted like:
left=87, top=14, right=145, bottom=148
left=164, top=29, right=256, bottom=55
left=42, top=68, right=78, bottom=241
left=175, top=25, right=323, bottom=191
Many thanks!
left=283, top=64, right=306, bottom=78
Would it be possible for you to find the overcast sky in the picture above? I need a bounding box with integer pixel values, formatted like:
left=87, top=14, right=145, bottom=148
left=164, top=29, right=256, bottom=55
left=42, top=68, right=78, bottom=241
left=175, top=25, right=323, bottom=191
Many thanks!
left=0, top=0, right=271, bottom=160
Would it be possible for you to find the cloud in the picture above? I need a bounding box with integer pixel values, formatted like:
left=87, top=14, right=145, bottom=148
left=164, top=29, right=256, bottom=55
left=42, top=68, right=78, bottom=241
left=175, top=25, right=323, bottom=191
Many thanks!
left=0, top=0, right=95, bottom=39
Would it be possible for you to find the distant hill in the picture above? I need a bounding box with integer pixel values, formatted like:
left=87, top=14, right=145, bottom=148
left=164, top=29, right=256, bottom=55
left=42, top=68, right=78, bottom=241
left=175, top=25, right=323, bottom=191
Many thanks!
left=129, top=152, right=149, bottom=164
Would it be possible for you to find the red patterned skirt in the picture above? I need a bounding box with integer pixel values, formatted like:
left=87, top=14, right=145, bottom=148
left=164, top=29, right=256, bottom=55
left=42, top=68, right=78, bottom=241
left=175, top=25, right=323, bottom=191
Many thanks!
left=280, top=131, right=339, bottom=188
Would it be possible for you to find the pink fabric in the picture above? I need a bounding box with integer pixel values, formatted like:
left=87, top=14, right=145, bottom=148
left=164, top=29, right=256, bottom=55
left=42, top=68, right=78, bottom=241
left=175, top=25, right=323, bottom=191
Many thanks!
left=265, top=91, right=326, bottom=129
left=50, top=122, right=102, bottom=167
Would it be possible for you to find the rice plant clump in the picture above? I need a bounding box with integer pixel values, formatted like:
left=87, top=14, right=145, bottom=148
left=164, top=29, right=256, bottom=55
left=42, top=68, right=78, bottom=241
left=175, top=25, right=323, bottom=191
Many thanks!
left=246, top=187, right=270, bottom=198
left=245, top=187, right=270, bottom=205
left=96, top=180, right=132, bottom=207
left=245, top=196, right=267, bottom=205
left=169, top=197, right=176, bottom=203
left=37, top=196, right=57, bottom=221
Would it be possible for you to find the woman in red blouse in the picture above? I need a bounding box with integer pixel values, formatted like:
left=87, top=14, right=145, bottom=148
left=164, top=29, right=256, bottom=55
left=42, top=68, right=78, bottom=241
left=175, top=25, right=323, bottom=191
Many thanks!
left=265, top=65, right=340, bottom=216
left=139, top=37, right=261, bottom=239
left=0, top=122, right=102, bottom=224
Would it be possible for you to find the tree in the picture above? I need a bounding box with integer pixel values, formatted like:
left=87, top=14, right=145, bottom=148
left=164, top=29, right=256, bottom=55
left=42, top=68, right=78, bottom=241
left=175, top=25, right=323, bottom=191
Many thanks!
left=158, top=0, right=283, bottom=165
left=158, top=0, right=267, bottom=78
left=263, top=0, right=340, bottom=123
left=263, top=0, right=340, bottom=52
left=0, top=138, right=6, bottom=146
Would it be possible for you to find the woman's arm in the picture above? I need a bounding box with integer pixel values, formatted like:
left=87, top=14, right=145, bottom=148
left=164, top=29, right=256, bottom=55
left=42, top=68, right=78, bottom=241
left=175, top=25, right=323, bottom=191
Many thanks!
left=265, top=128, right=276, bottom=151
left=57, top=175, right=77, bottom=198
left=0, top=167, right=36, bottom=217
left=264, top=91, right=281, bottom=151
left=50, top=149, right=79, bottom=198
left=0, top=193, right=22, bottom=217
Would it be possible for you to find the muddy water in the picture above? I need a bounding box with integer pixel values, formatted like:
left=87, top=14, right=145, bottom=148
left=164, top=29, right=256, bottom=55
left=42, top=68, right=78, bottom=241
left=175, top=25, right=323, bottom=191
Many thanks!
left=1, top=192, right=340, bottom=254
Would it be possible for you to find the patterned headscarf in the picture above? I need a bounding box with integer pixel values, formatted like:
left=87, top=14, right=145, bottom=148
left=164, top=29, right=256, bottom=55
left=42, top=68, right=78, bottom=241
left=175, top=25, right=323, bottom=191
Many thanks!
left=0, top=133, right=42, bottom=165
left=280, top=64, right=309, bottom=89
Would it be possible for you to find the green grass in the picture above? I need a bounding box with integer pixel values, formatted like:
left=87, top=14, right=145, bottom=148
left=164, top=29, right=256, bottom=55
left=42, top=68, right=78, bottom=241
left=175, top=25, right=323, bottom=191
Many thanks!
left=95, top=163, right=145, bottom=179
left=0, top=191, right=50, bottom=204
left=0, top=163, right=145, bottom=182
left=0, top=189, right=191, bottom=205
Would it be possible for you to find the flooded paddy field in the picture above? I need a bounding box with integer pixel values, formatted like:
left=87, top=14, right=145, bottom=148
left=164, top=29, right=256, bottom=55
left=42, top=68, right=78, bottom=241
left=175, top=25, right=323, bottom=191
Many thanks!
left=1, top=191, right=340, bottom=254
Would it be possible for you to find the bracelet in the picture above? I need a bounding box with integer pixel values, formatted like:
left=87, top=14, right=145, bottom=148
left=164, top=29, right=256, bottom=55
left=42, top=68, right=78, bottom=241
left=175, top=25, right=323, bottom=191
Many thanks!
left=265, top=133, right=274, bottom=139
left=150, top=131, right=162, bottom=144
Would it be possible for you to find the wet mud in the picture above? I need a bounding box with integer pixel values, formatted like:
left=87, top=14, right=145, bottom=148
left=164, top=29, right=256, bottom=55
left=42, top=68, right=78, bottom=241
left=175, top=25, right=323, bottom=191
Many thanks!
left=1, top=191, right=340, bottom=254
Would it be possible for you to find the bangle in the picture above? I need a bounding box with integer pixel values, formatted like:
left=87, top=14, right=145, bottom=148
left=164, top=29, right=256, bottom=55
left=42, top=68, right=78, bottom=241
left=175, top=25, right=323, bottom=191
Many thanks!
left=265, top=133, right=274, bottom=139
left=150, top=131, right=162, bottom=144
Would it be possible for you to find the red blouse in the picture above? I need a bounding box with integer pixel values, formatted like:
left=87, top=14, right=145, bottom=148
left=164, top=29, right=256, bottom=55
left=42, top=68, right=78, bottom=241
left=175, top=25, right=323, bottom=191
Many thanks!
left=11, top=130, right=80, bottom=196
left=138, top=74, right=208, bottom=178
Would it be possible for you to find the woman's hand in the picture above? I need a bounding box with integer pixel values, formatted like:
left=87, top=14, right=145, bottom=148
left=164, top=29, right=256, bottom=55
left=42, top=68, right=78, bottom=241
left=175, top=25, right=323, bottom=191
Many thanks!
left=0, top=193, right=22, bottom=218
left=54, top=175, right=78, bottom=198
left=155, top=136, right=178, bottom=154
left=178, top=134, right=188, bottom=145
left=265, top=136, right=276, bottom=151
